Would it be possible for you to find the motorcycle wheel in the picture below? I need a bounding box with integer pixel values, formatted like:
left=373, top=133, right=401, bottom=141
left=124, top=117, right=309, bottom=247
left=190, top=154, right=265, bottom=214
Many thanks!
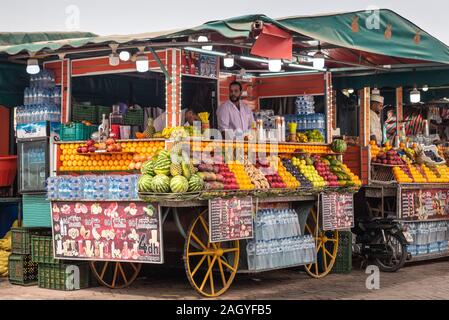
left=373, top=232, right=407, bottom=272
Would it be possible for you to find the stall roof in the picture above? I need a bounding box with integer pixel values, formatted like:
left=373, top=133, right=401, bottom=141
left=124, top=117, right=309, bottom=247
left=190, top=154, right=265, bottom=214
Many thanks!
left=0, top=32, right=97, bottom=46
left=1, top=10, right=448, bottom=69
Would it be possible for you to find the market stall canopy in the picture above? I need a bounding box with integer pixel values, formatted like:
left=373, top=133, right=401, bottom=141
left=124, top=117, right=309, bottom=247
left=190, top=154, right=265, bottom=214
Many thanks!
left=0, top=32, right=97, bottom=46
left=1, top=9, right=449, bottom=71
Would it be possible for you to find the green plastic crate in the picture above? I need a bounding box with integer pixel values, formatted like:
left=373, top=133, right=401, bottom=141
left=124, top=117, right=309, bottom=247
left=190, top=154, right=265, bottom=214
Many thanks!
left=97, top=106, right=112, bottom=123
left=123, top=109, right=144, bottom=126
left=31, top=236, right=60, bottom=264
left=332, top=231, right=352, bottom=274
left=38, top=263, right=90, bottom=291
left=22, top=194, right=52, bottom=228
left=8, top=254, right=38, bottom=286
left=60, top=123, right=96, bottom=141
left=72, top=104, right=98, bottom=124
left=11, top=227, right=51, bottom=255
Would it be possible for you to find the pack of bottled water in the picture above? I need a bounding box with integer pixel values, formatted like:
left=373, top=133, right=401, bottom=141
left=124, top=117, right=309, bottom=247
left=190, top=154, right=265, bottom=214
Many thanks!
left=17, top=70, right=61, bottom=125
left=30, top=70, right=55, bottom=89
left=295, top=95, right=315, bottom=115
left=247, top=208, right=316, bottom=271
left=107, top=175, right=138, bottom=200
left=46, top=175, right=139, bottom=201
left=406, top=221, right=449, bottom=257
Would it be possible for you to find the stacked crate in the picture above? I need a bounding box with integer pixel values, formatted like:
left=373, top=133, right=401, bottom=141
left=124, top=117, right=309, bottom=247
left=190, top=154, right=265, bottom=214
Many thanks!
left=332, top=231, right=353, bottom=274
left=8, top=227, right=51, bottom=285
left=31, top=235, right=91, bottom=291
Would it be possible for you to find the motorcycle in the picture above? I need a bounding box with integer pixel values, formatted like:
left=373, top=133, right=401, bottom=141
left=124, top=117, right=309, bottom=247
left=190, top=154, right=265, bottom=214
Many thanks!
left=352, top=217, right=413, bottom=272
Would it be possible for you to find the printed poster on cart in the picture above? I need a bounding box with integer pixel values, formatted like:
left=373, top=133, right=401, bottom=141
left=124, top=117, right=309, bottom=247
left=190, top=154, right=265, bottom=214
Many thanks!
left=51, top=201, right=163, bottom=264
left=209, top=197, right=254, bottom=243
left=321, top=193, right=354, bottom=231
left=401, top=189, right=449, bottom=220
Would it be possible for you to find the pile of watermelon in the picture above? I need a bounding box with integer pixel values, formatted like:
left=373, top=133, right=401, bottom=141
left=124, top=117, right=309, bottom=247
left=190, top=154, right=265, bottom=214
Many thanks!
left=138, top=147, right=204, bottom=194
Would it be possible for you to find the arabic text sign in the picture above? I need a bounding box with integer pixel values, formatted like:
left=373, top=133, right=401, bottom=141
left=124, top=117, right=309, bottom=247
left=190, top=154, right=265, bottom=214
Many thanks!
left=209, top=197, right=254, bottom=243
left=51, top=201, right=163, bottom=263
left=321, top=193, right=354, bottom=231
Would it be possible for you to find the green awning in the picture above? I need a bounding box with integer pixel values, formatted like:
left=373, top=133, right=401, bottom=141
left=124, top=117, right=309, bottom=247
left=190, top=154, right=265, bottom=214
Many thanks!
left=0, top=30, right=177, bottom=55
left=163, top=10, right=449, bottom=65
left=0, top=32, right=97, bottom=46
left=333, top=68, right=449, bottom=90
left=0, top=10, right=448, bottom=66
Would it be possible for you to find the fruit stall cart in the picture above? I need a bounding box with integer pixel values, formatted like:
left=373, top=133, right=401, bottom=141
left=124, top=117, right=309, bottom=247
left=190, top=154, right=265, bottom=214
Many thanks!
left=48, top=137, right=361, bottom=296
left=358, top=93, right=449, bottom=262
left=3, top=10, right=447, bottom=294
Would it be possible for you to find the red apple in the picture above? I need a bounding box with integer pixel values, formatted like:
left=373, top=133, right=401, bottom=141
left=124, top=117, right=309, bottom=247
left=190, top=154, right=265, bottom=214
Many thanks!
left=86, top=139, right=95, bottom=147
left=88, top=146, right=96, bottom=153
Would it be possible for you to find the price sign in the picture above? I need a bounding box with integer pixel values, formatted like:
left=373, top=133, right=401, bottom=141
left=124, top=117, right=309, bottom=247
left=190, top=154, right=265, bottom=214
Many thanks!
left=401, top=189, right=449, bottom=220
left=209, top=197, right=254, bottom=243
left=321, top=193, right=354, bottom=231
left=51, top=201, right=163, bottom=264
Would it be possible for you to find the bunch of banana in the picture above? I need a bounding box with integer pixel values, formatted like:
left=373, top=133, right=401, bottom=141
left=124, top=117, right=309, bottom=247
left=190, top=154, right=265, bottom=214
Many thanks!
left=0, top=250, right=10, bottom=277
left=0, top=237, right=11, bottom=251
left=297, top=133, right=308, bottom=143
left=404, top=148, right=416, bottom=161
left=0, top=231, right=12, bottom=277
left=243, top=160, right=270, bottom=189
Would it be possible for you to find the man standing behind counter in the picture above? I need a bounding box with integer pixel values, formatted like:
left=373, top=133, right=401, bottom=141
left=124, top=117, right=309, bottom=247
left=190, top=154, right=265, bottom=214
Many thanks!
left=217, top=81, right=254, bottom=135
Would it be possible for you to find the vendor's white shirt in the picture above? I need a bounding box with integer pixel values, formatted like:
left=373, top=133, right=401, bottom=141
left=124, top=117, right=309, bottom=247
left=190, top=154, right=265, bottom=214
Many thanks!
left=154, top=109, right=188, bottom=132
left=370, top=110, right=382, bottom=143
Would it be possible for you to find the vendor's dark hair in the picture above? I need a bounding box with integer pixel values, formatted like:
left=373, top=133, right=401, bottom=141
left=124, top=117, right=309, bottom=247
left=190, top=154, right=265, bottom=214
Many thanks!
left=229, top=81, right=242, bottom=91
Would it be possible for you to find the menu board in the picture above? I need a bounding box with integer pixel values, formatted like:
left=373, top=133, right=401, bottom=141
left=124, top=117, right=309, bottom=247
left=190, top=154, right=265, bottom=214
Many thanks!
left=51, top=201, right=163, bottom=264
left=321, top=193, right=354, bottom=231
left=181, top=51, right=218, bottom=78
left=209, top=197, right=254, bottom=243
left=401, top=189, right=449, bottom=220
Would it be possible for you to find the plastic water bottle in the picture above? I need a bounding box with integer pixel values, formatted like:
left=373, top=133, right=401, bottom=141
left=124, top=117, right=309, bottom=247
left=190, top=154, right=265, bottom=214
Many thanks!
left=247, top=241, right=255, bottom=270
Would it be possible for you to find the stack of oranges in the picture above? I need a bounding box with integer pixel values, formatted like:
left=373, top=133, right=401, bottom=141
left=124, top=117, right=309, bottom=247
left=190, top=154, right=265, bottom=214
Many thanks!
left=59, top=144, right=132, bottom=172
left=58, top=140, right=165, bottom=172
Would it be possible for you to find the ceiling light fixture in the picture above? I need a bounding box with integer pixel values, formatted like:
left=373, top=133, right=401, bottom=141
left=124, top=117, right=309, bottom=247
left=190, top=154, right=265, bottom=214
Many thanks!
left=26, top=58, right=40, bottom=75
left=223, top=53, right=235, bottom=68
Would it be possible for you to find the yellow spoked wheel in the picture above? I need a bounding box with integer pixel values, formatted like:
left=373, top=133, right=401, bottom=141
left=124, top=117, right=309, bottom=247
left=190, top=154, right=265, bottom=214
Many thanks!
left=304, top=207, right=339, bottom=278
left=184, top=210, right=240, bottom=298
left=90, top=261, right=142, bottom=289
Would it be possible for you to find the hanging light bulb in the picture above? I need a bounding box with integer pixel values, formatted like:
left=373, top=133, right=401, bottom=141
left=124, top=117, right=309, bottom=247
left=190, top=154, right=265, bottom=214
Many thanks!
left=198, top=36, right=212, bottom=51
left=26, top=58, right=40, bottom=75
left=410, top=87, right=421, bottom=103
left=347, top=88, right=355, bottom=94
left=135, top=53, right=149, bottom=72
left=313, top=51, right=325, bottom=69
left=422, top=85, right=429, bottom=92
left=313, top=42, right=325, bottom=69
left=109, top=53, right=120, bottom=66
left=223, top=53, right=234, bottom=68
left=119, top=50, right=131, bottom=62
left=268, top=59, right=282, bottom=72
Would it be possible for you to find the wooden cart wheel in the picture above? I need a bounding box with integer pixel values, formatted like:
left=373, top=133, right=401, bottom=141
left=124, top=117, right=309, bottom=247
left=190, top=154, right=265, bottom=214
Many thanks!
left=304, top=207, right=339, bottom=278
left=90, top=261, right=142, bottom=289
left=184, top=210, right=240, bottom=298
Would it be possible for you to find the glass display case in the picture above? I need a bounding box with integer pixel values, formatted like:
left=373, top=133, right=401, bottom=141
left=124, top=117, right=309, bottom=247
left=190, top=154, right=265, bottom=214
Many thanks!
left=18, top=138, right=50, bottom=193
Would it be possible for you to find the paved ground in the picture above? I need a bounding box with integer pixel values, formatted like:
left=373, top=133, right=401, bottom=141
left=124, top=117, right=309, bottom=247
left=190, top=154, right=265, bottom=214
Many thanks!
left=1, top=259, right=449, bottom=300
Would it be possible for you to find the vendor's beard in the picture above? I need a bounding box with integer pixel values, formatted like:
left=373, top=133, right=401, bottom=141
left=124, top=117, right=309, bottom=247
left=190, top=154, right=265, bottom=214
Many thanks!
left=230, top=96, right=240, bottom=103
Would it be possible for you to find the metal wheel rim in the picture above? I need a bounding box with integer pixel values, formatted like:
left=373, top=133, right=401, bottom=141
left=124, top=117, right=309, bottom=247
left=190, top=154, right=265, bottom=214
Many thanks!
left=184, top=210, right=240, bottom=297
left=304, top=207, right=339, bottom=278
left=90, top=261, right=142, bottom=289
